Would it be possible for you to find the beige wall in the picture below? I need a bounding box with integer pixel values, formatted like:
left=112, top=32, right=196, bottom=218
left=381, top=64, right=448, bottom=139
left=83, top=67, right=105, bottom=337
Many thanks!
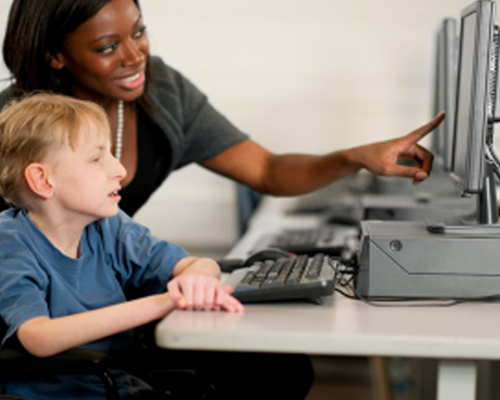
left=0, top=0, right=490, bottom=251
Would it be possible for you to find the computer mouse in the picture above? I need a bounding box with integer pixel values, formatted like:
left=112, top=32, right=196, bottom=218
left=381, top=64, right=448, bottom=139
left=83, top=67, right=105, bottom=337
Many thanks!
left=242, top=248, right=295, bottom=266
left=217, top=258, right=245, bottom=273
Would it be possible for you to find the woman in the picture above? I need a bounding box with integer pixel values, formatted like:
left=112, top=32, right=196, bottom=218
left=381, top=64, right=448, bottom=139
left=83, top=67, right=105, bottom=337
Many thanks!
left=0, top=1, right=442, bottom=399
left=1, top=0, right=443, bottom=217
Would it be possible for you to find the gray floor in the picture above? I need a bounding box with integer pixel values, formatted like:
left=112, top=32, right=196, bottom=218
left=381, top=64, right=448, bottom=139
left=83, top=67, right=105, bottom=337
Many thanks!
left=306, top=357, right=375, bottom=400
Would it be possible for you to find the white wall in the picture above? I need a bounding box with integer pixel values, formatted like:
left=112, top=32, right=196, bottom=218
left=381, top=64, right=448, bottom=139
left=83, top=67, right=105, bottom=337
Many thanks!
left=0, top=0, right=488, bottom=252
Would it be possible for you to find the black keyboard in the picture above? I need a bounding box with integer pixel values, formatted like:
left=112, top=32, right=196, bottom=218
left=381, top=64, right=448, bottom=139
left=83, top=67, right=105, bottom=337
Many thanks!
left=257, top=225, right=359, bottom=256
left=224, top=253, right=337, bottom=303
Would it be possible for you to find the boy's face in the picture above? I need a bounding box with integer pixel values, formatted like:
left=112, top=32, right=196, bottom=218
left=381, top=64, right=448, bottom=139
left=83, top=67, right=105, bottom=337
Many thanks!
left=47, top=119, right=127, bottom=224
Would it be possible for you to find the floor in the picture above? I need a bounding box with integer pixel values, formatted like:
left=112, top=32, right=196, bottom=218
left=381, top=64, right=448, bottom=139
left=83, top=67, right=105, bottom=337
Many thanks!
left=307, top=381, right=373, bottom=400
left=306, top=357, right=376, bottom=400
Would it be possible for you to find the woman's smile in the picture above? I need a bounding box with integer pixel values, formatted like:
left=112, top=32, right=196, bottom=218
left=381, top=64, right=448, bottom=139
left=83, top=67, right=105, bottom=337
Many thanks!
left=115, top=70, right=145, bottom=91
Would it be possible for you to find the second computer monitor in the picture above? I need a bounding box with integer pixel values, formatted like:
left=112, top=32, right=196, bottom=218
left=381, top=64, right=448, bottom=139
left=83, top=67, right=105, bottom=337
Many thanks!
left=432, top=18, right=458, bottom=171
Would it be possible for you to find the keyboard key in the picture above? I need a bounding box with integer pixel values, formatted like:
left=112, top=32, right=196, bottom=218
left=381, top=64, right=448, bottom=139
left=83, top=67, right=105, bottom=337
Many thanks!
left=306, top=254, right=324, bottom=279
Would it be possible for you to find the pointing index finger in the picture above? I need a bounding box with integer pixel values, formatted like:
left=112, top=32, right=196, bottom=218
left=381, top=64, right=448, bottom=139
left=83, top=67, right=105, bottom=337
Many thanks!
left=405, top=111, right=445, bottom=144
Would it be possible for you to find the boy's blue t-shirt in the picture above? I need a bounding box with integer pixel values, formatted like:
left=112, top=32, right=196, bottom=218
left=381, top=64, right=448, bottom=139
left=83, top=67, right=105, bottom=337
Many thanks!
left=0, top=208, right=190, bottom=399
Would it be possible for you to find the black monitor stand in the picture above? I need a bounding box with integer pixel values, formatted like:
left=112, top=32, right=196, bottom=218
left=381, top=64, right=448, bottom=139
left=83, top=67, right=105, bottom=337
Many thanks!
left=427, top=161, right=500, bottom=234
left=478, top=162, right=499, bottom=224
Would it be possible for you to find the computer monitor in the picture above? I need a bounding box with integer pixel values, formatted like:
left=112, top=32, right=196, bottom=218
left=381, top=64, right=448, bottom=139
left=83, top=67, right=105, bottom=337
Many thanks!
left=449, top=0, right=499, bottom=225
left=355, top=1, right=500, bottom=300
left=432, top=18, right=458, bottom=171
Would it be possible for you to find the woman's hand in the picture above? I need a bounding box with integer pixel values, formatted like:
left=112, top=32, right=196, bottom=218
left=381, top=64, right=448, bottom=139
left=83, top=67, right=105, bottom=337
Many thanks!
left=169, top=257, right=244, bottom=312
left=347, top=112, right=445, bottom=184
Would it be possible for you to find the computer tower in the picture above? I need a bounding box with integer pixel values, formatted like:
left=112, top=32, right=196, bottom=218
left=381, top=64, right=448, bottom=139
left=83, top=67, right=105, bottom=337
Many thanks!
left=356, top=220, right=500, bottom=299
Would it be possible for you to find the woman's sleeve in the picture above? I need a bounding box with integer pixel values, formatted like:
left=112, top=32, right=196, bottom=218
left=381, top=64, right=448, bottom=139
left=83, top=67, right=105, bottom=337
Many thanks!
left=148, top=57, right=250, bottom=169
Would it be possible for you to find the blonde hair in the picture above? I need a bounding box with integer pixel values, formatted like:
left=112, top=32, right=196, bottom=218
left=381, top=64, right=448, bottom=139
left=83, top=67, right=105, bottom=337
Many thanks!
left=0, top=93, right=110, bottom=207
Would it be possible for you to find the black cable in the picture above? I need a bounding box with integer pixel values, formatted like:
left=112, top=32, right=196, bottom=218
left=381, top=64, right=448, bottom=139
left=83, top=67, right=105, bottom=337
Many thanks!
left=332, top=260, right=500, bottom=307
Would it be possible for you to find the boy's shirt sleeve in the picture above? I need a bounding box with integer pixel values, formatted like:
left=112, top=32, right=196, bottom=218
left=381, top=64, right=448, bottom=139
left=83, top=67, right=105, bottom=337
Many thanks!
left=0, top=224, right=50, bottom=346
left=101, top=210, right=191, bottom=296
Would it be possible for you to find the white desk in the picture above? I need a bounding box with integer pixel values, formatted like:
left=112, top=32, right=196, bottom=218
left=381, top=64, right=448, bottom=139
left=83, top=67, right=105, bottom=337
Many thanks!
left=156, top=196, right=500, bottom=400
left=156, top=293, right=500, bottom=360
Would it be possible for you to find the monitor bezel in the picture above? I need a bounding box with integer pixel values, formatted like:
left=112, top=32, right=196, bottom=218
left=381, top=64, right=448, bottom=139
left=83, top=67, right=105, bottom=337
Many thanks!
left=450, top=0, right=496, bottom=194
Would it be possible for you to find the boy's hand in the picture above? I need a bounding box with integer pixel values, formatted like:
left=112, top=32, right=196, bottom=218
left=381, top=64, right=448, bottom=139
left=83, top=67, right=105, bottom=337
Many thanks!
left=167, top=274, right=244, bottom=313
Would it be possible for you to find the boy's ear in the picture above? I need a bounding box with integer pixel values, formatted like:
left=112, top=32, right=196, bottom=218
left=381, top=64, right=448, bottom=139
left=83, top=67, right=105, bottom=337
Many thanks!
left=25, top=163, right=54, bottom=200
left=46, top=52, right=66, bottom=70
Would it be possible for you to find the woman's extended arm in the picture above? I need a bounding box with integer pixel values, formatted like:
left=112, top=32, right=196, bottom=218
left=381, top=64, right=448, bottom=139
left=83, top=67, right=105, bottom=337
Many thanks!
left=201, top=113, right=445, bottom=195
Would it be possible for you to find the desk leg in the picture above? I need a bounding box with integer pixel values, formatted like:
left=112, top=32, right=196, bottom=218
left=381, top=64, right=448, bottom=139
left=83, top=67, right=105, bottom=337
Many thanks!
left=436, top=360, right=476, bottom=400
left=369, top=357, right=392, bottom=400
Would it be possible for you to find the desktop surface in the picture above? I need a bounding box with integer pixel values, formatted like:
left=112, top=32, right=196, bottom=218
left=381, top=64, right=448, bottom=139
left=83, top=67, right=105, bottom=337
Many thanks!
left=369, top=166, right=456, bottom=196
left=155, top=292, right=500, bottom=360
left=361, top=193, right=475, bottom=221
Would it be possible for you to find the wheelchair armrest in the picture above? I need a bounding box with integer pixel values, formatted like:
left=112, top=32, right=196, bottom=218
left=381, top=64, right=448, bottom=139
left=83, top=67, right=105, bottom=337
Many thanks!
left=0, top=347, right=114, bottom=375
left=0, top=347, right=119, bottom=400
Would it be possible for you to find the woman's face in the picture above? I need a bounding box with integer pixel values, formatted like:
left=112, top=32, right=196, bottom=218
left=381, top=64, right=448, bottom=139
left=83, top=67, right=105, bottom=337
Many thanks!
left=50, top=0, right=149, bottom=104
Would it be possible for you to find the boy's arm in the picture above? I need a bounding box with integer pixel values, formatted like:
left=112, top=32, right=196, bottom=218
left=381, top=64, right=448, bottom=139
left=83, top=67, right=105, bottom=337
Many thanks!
left=17, top=257, right=243, bottom=358
left=17, top=292, right=175, bottom=358
left=169, top=256, right=244, bottom=312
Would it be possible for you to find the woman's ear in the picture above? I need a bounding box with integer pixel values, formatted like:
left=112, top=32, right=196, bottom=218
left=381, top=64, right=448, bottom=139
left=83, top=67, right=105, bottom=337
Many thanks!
left=47, top=52, right=66, bottom=70
left=25, top=163, right=54, bottom=200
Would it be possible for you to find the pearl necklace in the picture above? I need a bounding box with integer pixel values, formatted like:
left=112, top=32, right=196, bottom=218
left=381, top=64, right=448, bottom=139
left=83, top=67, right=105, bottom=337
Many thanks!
left=115, top=100, right=124, bottom=161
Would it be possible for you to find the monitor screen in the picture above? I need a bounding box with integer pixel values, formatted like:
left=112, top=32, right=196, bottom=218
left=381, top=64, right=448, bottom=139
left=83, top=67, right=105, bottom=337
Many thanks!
left=432, top=18, right=458, bottom=171
left=451, top=0, right=496, bottom=195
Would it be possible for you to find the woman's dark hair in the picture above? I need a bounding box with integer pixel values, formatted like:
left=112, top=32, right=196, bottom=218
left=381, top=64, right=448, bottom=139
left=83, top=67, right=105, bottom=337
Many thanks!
left=3, top=0, right=153, bottom=103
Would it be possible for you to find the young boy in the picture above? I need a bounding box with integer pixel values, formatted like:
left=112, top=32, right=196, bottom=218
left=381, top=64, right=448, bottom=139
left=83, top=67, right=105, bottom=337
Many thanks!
left=0, top=93, right=244, bottom=400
